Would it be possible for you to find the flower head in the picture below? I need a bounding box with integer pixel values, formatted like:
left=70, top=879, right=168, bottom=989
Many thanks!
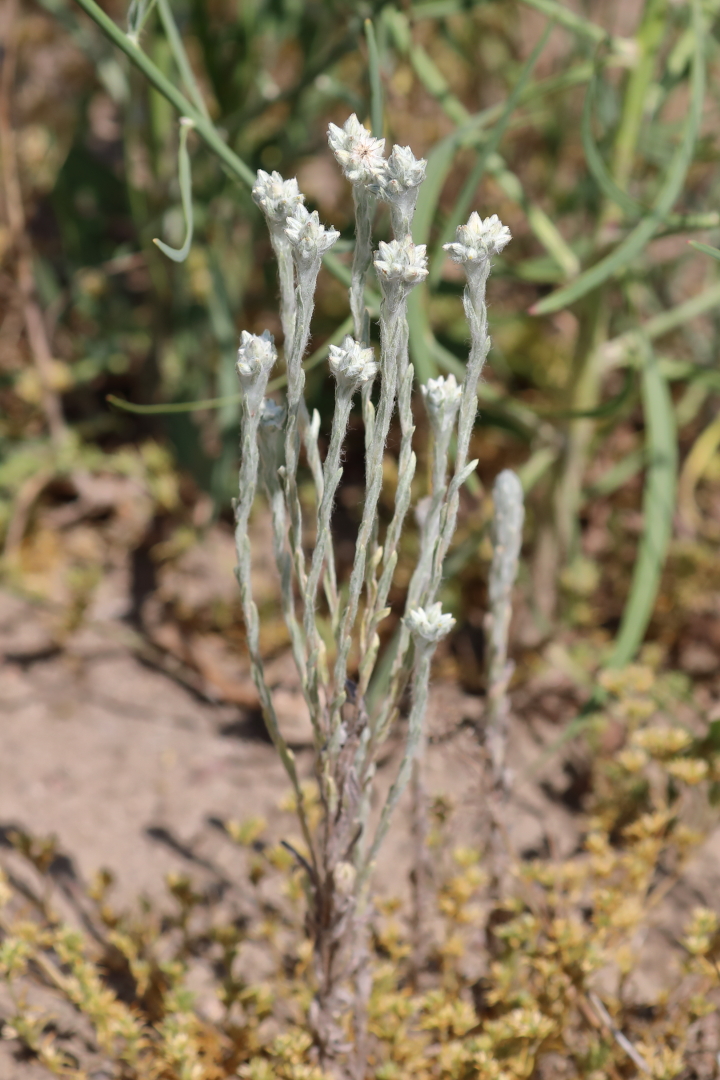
left=328, top=114, right=386, bottom=186
left=405, top=602, right=455, bottom=645
left=328, top=336, right=378, bottom=394
left=236, top=330, right=277, bottom=391
left=374, top=237, right=428, bottom=287
left=252, top=170, right=304, bottom=225
left=285, top=205, right=340, bottom=263
left=420, top=374, right=462, bottom=434
left=376, top=144, right=426, bottom=197
left=259, top=397, right=286, bottom=432
left=444, top=212, right=511, bottom=265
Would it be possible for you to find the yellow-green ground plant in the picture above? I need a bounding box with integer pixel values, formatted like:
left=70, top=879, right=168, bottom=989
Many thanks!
left=2, top=664, right=720, bottom=1078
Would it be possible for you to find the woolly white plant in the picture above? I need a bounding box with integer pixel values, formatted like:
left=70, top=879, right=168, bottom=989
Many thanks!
left=239, top=114, right=513, bottom=1075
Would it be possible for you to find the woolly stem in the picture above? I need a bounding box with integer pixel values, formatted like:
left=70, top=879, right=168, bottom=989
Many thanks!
left=235, top=387, right=316, bottom=873
left=358, top=640, right=435, bottom=894
left=350, top=186, right=376, bottom=342
left=329, top=294, right=403, bottom=743
left=304, top=390, right=354, bottom=725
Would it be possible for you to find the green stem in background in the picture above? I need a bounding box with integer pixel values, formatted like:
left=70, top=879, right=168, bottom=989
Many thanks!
left=608, top=342, right=677, bottom=668
left=428, top=20, right=552, bottom=288
left=106, top=313, right=355, bottom=413
left=553, top=294, right=610, bottom=562
left=152, top=117, right=194, bottom=262
left=604, top=0, right=667, bottom=224
left=73, top=0, right=255, bottom=187
left=517, top=0, right=613, bottom=46
left=156, top=0, right=210, bottom=120
left=549, top=0, right=702, bottom=570
left=364, top=17, right=383, bottom=138
left=530, top=0, right=705, bottom=318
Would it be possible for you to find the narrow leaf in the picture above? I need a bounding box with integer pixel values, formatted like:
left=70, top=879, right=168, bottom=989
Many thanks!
left=153, top=118, right=194, bottom=263
left=689, top=240, right=720, bottom=262
left=364, top=18, right=384, bottom=139
left=531, top=0, right=706, bottom=316
left=581, top=65, right=643, bottom=220
left=106, top=315, right=355, bottom=414
left=429, top=19, right=553, bottom=285
left=609, top=344, right=677, bottom=667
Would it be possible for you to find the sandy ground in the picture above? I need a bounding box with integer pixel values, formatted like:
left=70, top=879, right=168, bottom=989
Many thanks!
left=1, top=538, right=719, bottom=1075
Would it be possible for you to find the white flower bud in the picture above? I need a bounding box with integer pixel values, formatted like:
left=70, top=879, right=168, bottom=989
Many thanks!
left=420, top=374, right=462, bottom=435
left=373, top=144, right=426, bottom=198
left=236, top=330, right=277, bottom=390
left=259, top=397, right=286, bottom=431
left=327, top=113, right=386, bottom=186
left=252, top=170, right=304, bottom=225
left=284, top=205, right=340, bottom=262
left=328, top=335, right=378, bottom=394
left=374, top=237, right=428, bottom=287
left=405, top=602, right=455, bottom=645
left=443, top=212, right=511, bottom=265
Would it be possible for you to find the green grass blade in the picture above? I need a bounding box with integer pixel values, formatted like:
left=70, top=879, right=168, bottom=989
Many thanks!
left=642, top=280, right=720, bottom=340
left=518, top=0, right=608, bottom=45
left=585, top=448, right=646, bottom=498
left=153, top=119, right=194, bottom=262
left=106, top=315, right=355, bottom=414
left=428, top=20, right=552, bottom=287
left=407, top=288, right=440, bottom=383
left=156, top=0, right=210, bottom=120
left=73, top=0, right=255, bottom=188
left=608, top=343, right=677, bottom=668
left=689, top=240, right=720, bottom=262
left=107, top=392, right=241, bottom=414
left=530, top=0, right=706, bottom=317
left=581, top=64, right=643, bottom=219
left=539, top=368, right=634, bottom=420
left=364, top=18, right=384, bottom=138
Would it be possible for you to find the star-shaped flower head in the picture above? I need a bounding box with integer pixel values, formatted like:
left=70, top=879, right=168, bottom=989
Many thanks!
left=374, top=237, right=428, bottom=288
left=236, top=330, right=277, bottom=396
left=328, top=113, right=386, bottom=186
left=405, top=602, right=456, bottom=645
left=328, top=336, right=378, bottom=395
left=369, top=144, right=427, bottom=235
left=381, top=144, right=427, bottom=196
left=284, top=205, right=340, bottom=264
left=420, top=374, right=462, bottom=436
left=444, top=212, right=511, bottom=265
left=252, top=170, right=305, bottom=226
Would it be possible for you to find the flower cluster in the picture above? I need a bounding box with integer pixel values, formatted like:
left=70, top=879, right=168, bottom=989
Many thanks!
left=374, top=237, right=428, bottom=287
left=420, top=374, right=463, bottom=435
left=405, top=602, right=456, bottom=645
left=285, top=205, right=340, bottom=263
left=328, top=336, right=378, bottom=394
left=236, top=330, right=276, bottom=385
left=327, top=113, right=386, bottom=185
left=252, top=171, right=305, bottom=226
left=444, top=212, right=512, bottom=265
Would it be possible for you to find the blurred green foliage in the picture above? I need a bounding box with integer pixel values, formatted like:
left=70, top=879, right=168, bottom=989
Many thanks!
left=3, top=0, right=720, bottom=661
